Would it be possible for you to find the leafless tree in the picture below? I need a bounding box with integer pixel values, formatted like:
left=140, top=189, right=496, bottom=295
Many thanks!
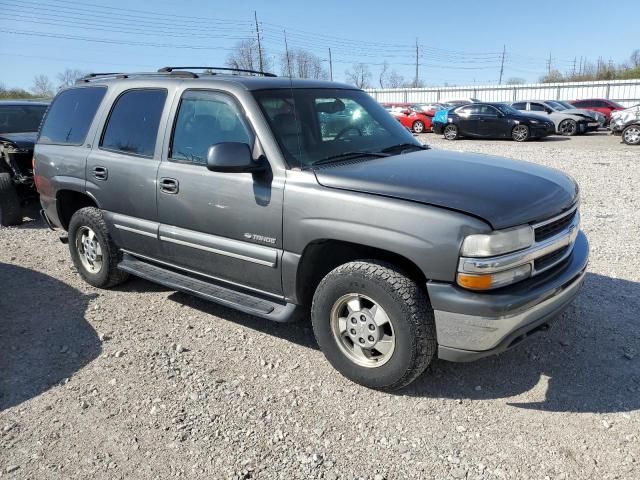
left=506, top=77, right=526, bottom=85
left=630, top=49, right=640, bottom=68
left=226, top=39, right=271, bottom=73
left=345, top=63, right=372, bottom=89
left=378, top=61, right=389, bottom=88
left=32, top=75, right=54, bottom=97
left=56, top=69, right=87, bottom=90
left=280, top=49, right=327, bottom=79
left=387, top=71, right=404, bottom=88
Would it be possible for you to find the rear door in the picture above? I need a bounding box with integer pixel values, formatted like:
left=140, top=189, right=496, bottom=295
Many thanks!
left=85, top=87, right=169, bottom=258
left=156, top=89, right=284, bottom=296
left=455, top=105, right=481, bottom=136
left=477, top=105, right=507, bottom=137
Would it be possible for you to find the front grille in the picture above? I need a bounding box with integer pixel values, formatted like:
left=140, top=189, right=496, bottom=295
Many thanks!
left=534, top=210, right=576, bottom=242
left=534, top=246, right=569, bottom=271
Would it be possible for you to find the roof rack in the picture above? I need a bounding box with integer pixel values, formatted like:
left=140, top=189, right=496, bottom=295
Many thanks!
left=77, top=70, right=198, bottom=83
left=158, top=66, right=277, bottom=77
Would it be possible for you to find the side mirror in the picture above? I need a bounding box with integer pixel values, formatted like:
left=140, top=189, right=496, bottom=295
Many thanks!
left=206, top=142, right=265, bottom=173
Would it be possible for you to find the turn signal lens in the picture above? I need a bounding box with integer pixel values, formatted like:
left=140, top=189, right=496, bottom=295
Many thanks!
left=457, top=264, right=532, bottom=291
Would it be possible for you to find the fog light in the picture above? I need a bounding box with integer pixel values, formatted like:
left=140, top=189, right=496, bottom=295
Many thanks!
left=457, top=263, right=532, bottom=290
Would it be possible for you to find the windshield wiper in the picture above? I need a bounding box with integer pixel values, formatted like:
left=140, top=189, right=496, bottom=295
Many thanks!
left=380, top=143, right=428, bottom=154
left=312, top=151, right=389, bottom=167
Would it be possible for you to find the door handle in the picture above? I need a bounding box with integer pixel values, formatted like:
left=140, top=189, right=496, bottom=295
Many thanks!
left=93, top=166, right=108, bottom=180
left=159, top=177, right=179, bottom=194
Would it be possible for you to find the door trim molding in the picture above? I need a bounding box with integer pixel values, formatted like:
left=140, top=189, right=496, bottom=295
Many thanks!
left=114, top=224, right=158, bottom=238
left=159, top=235, right=276, bottom=267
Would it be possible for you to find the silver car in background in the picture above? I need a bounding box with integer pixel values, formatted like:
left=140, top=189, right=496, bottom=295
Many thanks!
left=511, top=100, right=600, bottom=136
left=546, top=100, right=606, bottom=128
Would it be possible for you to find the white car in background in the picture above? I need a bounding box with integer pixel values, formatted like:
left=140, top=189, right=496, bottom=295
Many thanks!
left=511, top=100, right=600, bottom=136
left=547, top=100, right=606, bottom=128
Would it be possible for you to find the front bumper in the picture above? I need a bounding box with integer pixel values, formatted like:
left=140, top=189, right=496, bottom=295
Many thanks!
left=428, top=231, right=589, bottom=362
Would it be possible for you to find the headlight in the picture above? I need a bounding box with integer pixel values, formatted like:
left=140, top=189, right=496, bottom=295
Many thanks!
left=461, top=225, right=534, bottom=257
left=457, top=264, right=532, bottom=291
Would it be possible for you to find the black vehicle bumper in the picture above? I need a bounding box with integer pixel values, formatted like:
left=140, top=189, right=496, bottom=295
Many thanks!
left=427, top=231, right=589, bottom=362
left=432, top=122, right=445, bottom=134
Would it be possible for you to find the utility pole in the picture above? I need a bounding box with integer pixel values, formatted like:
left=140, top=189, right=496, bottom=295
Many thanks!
left=546, top=51, right=552, bottom=75
left=283, top=30, right=292, bottom=78
left=328, top=47, right=333, bottom=81
left=254, top=11, right=264, bottom=72
left=498, top=44, right=506, bottom=84
left=572, top=57, right=576, bottom=77
left=414, top=38, right=419, bottom=87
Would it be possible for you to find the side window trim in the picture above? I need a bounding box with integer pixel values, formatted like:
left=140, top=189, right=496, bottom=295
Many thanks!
left=98, top=87, right=168, bottom=159
left=168, top=88, right=255, bottom=166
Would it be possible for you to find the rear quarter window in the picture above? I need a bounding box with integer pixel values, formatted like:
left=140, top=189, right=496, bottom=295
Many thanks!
left=38, top=87, right=107, bottom=145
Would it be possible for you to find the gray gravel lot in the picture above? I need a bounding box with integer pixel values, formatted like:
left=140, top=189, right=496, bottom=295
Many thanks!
left=1, top=132, right=639, bottom=479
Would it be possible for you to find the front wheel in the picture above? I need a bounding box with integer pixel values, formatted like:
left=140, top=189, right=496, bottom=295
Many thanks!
left=512, top=124, right=530, bottom=142
left=558, top=119, right=578, bottom=136
left=443, top=124, right=459, bottom=140
left=68, top=207, right=129, bottom=288
left=622, top=124, right=640, bottom=145
left=412, top=120, right=425, bottom=133
left=311, top=261, right=436, bottom=391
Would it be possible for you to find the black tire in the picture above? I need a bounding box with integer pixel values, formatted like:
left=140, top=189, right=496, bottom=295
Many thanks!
left=558, top=119, right=578, bottom=136
left=311, top=260, right=436, bottom=391
left=443, top=124, right=459, bottom=140
left=0, top=172, right=22, bottom=226
left=412, top=120, right=425, bottom=134
left=622, top=124, right=640, bottom=145
left=511, top=124, right=530, bottom=142
left=68, top=207, right=129, bottom=288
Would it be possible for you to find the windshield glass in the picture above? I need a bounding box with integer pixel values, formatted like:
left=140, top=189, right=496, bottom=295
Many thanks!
left=0, top=104, right=48, bottom=134
left=253, top=89, right=421, bottom=167
left=546, top=101, right=566, bottom=110
left=494, top=103, right=519, bottom=115
left=556, top=101, right=574, bottom=110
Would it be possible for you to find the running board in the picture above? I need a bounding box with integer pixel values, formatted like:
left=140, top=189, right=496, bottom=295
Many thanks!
left=118, top=253, right=299, bottom=322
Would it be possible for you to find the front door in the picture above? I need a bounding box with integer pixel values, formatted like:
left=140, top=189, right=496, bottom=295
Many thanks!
left=85, top=87, right=168, bottom=258
left=156, top=89, right=284, bottom=296
left=477, top=105, right=507, bottom=137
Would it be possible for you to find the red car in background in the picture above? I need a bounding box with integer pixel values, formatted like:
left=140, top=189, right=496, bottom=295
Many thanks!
left=381, top=102, right=433, bottom=133
left=569, top=98, right=625, bottom=123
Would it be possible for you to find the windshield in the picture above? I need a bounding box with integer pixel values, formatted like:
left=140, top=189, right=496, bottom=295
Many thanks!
left=546, top=101, right=566, bottom=110
left=0, top=104, right=48, bottom=134
left=494, top=103, right=519, bottom=115
left=556, top=101, right=574, bottom=110
left=253, top=89, right=421, bottom=168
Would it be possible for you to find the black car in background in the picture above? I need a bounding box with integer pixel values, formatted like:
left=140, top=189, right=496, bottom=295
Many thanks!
left=0, top=100, right=49, bottom=225
left=431, top=103, right=555, bottom=142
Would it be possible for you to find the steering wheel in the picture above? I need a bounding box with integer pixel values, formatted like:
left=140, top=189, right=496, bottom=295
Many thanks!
left=334, top=126, right=363, bottom=140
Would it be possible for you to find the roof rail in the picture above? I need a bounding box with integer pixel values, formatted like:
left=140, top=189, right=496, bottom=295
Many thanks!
left=76, top=70, right=198, bottom=83
left=158, top=66, right=277, bottom=77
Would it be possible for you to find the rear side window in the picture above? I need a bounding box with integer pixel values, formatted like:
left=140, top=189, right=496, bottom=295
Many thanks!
left=512, top=102, right=527, bottom=110
left=39, top=87, right=106, bottom=145
left=101, top=89, right=167, bottom=158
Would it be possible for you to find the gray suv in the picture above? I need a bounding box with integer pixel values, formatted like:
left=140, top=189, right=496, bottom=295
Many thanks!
left=35, top=67, right=589, bottom=390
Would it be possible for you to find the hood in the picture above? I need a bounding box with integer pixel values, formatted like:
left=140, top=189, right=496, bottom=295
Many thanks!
left=0, top=132, right=38, bottom=150
left=314, top=149, right=578, bottom=230
left=560, top=108, right=597, bottom=120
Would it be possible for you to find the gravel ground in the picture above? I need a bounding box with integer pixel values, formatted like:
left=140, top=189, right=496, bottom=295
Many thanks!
left=1, top=132, right=639, bottom=480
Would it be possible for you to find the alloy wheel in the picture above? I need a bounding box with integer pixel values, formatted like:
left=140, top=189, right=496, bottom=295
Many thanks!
left=330, top=293, right=396, bottom=368
left=443, top=124, right=457, bottom=140
left=413, top=121, right=425, bottom=133
left=559, top=119, right=577, bottom=136
left=623, top=126, right=640, bottom=145
left=512, top=125, right=529, bottom=141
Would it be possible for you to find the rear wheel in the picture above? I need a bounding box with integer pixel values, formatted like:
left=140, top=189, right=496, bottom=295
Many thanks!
left=558, top=119, right=578, bottom=136
left=311, top=260, right=436, bottom=391
left=412, top=120, right=425, bottom=133
left=0, top=172, right=22, bottom=226
left=443, top=124, right=459, bottom=140
left=68, top=207, right=129, bottom=288
left=622, top=124, right=640, bottom=145
left=512, top=124, right=530, bottom=142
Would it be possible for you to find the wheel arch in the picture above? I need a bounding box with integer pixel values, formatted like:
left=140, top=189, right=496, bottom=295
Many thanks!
left=292, top=238, right=428, bottom=307
left=56, top=189, right=99, bottom=230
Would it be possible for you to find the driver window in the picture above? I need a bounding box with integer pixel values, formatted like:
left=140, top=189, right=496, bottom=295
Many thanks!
left=530, top=103, right=546, bottom=112
left=170, top=90, right=253, bottom=165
